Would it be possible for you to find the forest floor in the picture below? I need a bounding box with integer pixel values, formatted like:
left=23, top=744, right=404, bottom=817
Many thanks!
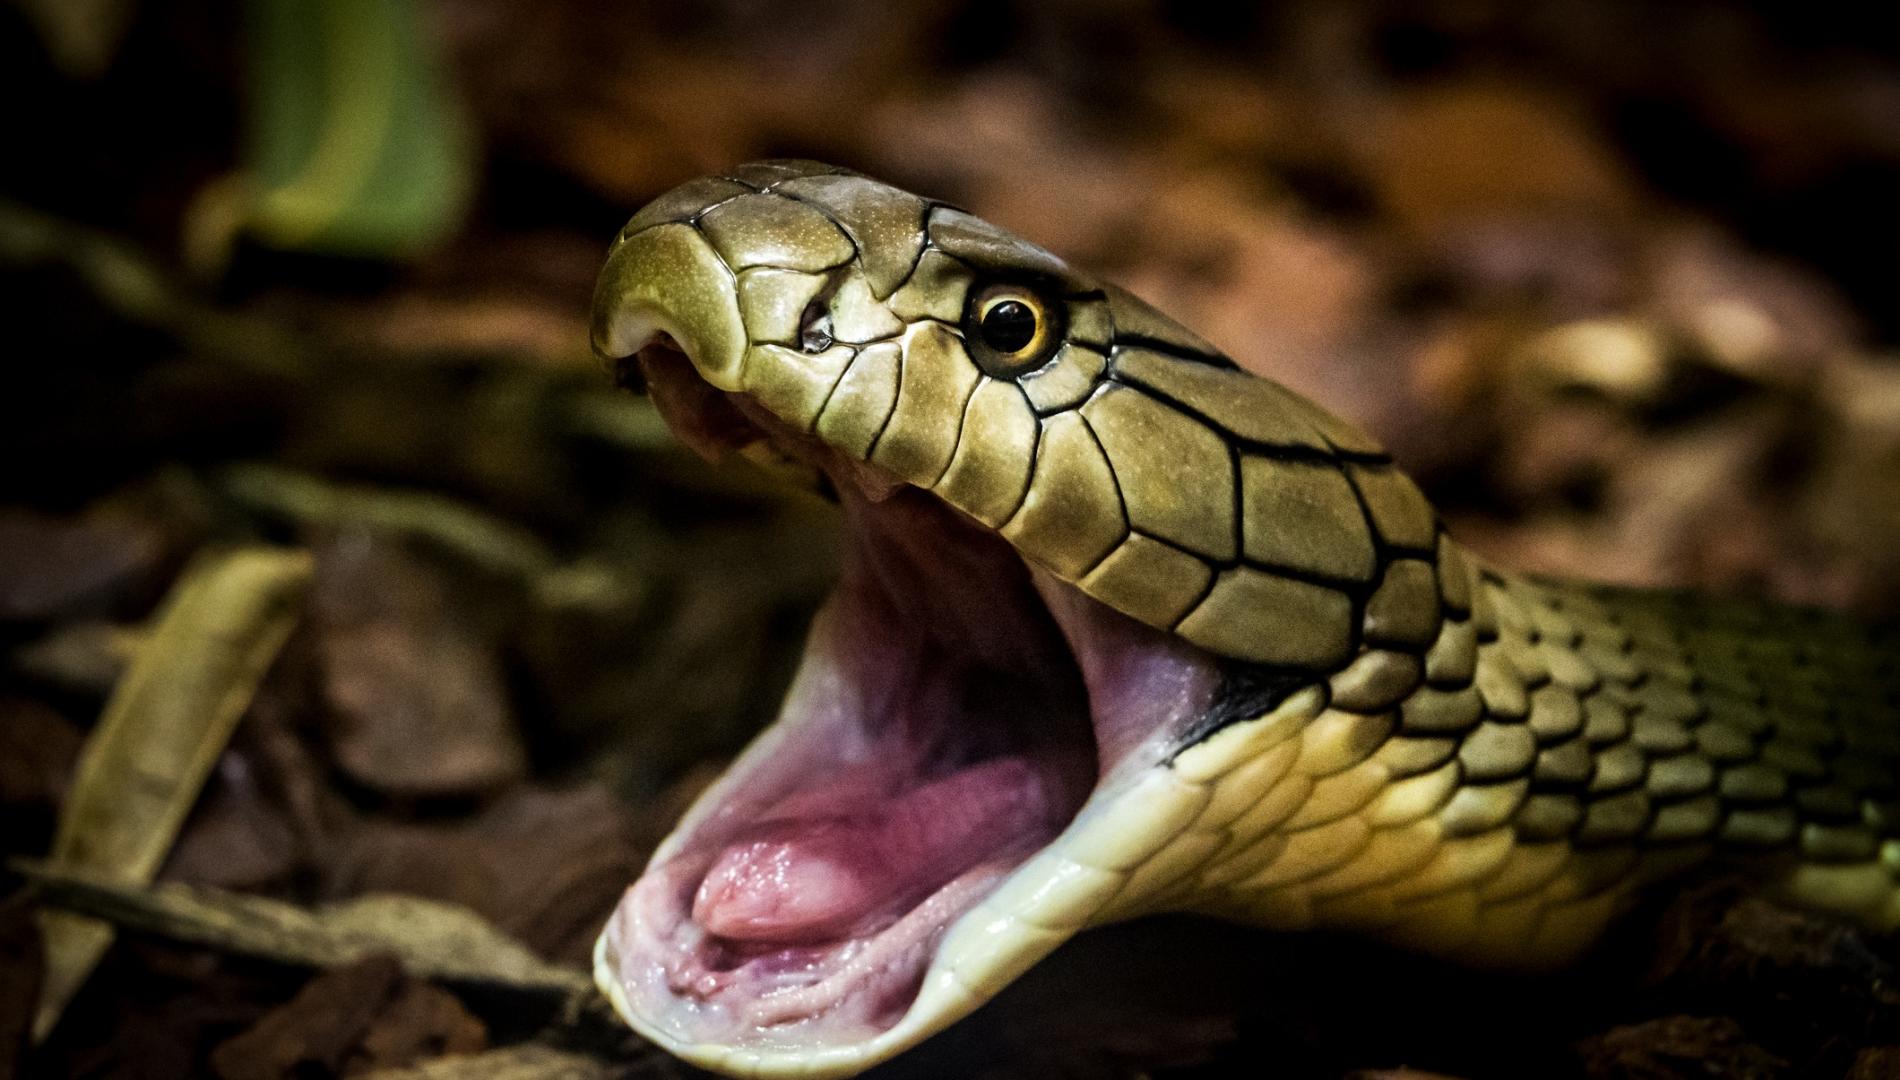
left=4, top=3, right=1900, bottom=1077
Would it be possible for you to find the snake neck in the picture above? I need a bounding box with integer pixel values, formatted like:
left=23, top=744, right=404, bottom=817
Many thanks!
left=1129, top=543, right=1900, bottom=967
left=589, top=164, right=1900, bottom=1074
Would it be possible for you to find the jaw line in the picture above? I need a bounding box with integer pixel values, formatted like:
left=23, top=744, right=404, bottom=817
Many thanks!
left=592, top=335, right=1239, bottom=1079
left=594, top=740, right=1218, bottom=1079
left=590, top=562, right=1232, bottom=1076
left=589, top=555, right=1203, bottom=1076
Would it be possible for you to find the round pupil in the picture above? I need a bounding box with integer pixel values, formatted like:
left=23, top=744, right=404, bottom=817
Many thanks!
left=981, top=300, right=1038, bottom=354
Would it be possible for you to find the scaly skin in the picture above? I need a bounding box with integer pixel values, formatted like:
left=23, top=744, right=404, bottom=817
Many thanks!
left=590, top=159, right=1900, bottom=1076
left=1167, top=572, right=1900, bottom=966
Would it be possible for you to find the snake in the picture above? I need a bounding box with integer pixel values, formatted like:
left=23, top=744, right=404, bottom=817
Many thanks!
left=588, top=159, right=1900, bottom=1078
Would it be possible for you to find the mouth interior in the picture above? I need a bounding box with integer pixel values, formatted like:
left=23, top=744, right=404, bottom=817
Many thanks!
left=606, top=340, right=1220, bottom=1051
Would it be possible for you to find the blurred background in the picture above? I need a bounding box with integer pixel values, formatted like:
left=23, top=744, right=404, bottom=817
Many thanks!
left=3, top=2, right=1900, bottom=1078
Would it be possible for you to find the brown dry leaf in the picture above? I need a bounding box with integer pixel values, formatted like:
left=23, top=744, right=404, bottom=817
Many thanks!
left=308, top=533, right=528, bottom=799
left=327, top=785, right=643, bottom=965
left=31, top=547, right=314, bottom=1041
left=0, top=698, right=83, bottom=858
left=1803, top=361, right=1900, bottom=608
left=1369, top=82, right=1641, bottom=236
left=357, top=1042, right=631, bottom=1080
left=161, top=761, right=307, bottom=893
left=0, top=508, right=169, bottom=623
left=1575, top=1016, right=1787, bottom=1079
left=16, top=861, right=588, bottom=998
left=209, top=955, right=486, bottom=1080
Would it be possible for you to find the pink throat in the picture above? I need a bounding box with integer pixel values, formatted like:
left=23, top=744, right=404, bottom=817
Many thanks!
left=602, top=343, right=1223, bottom=1050
left=692, top=756, right=1066, bottom=945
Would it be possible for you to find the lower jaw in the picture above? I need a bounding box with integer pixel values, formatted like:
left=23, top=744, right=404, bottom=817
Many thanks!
left=596, top=604, right=1223, bottom=1064
left=604, top=846, right=1027, bottom=1048
left=596, top=728, right=1247, bottom=1079
left=598, top=359, right=1228, bottom=1072
left=609, top=737, right=1087, bottom=1047
left=591, top=501, right=1090, bottom=1057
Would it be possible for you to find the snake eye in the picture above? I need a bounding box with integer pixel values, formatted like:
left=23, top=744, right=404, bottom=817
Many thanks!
left=981, top=300, right=1037, bottom=353
left=965, top=284, right=1062, bottom=377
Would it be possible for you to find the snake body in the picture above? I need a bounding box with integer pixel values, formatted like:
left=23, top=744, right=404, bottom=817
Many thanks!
left=590, top=160, right=1900, bottom=1078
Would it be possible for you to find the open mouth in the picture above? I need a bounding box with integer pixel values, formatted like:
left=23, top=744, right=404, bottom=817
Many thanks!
left=599, top=340, right=1228, bottom=1062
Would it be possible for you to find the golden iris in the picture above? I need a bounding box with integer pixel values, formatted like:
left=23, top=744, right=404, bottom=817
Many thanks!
left=966, top=284, right=1060, bottom=376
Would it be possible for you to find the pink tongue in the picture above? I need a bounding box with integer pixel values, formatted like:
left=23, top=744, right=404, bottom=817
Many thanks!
left=692, top=758, right=1053, bottom=944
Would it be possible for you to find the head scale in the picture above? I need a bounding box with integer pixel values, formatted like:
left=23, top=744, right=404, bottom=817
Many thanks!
left=593, top=159, right=1440, bottom=680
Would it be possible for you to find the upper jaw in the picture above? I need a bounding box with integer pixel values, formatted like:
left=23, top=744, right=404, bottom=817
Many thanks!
left=592, top=221, right=750, bottom=393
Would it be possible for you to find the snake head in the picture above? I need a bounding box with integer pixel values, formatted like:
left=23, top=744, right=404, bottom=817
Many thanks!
left=591, top=161, right=1448, bottom=1077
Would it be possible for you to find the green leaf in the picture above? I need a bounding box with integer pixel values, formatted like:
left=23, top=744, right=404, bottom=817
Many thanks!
left=239, top=0, right=474, bottom=257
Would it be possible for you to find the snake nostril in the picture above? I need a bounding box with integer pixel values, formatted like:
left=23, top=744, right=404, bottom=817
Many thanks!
left=799, top=300, right=835, bottom=353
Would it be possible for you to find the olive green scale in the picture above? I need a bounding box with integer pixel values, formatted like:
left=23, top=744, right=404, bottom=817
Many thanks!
left=1356, top=563, right=1900, bottom=880
left=594, top=159, right=1900, bottom=972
